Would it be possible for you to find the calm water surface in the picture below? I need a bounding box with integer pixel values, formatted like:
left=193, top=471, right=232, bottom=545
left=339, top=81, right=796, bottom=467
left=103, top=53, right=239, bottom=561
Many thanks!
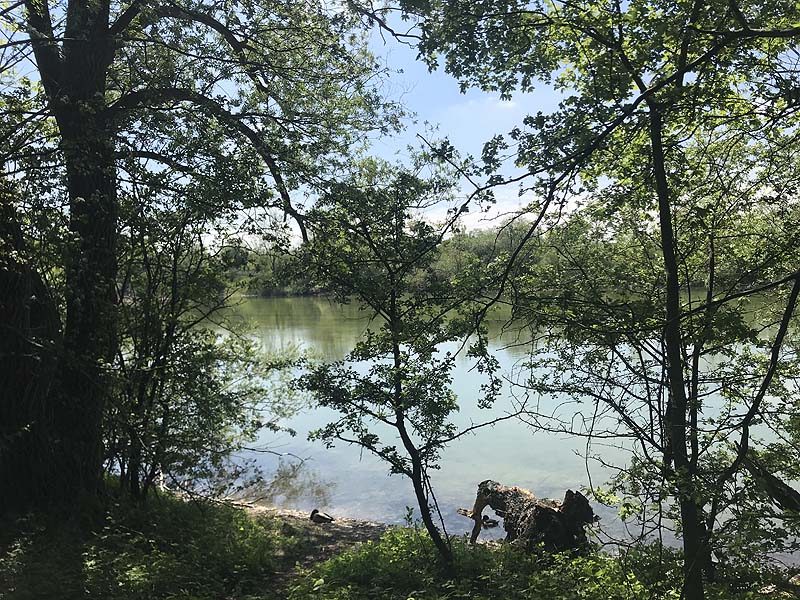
left=234, top=296, right=630, bottom=540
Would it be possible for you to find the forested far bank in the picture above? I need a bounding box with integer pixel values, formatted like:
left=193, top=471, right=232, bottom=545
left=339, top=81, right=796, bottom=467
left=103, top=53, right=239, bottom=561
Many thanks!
left=226, top=220, right=539, bottom=298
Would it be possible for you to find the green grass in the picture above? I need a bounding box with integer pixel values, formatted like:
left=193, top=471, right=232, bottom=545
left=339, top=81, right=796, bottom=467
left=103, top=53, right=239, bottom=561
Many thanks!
left=287, top=527, right=795, bottom=600
left=287, top=528, right=648, bottom=600
left=1, top=498, right=794, bottom=600
left=0, top=495, right=309, bottom=600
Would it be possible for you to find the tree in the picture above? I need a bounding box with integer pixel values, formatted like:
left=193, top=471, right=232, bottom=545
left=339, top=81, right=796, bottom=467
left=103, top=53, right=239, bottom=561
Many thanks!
left=432, top=218, right=540, bottom=285
left=108, top=195, right=299, bottom=501
left=0, top=74, right=63, bottom=511
left=297, top=159, right=506, bottom=564
left=0, top=0, right=400, bottom=509
left=512, top=175, right=800, bottom=564
left=367, top=1, right=800, bottom=596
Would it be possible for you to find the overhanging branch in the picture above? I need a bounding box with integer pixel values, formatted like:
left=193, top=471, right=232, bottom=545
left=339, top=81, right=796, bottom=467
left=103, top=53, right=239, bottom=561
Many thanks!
left=111, top=87, right=308, bottom=241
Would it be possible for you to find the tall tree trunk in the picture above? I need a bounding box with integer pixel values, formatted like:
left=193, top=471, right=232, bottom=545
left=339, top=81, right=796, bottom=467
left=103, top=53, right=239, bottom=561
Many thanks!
left=396, top=414, right=454, bottom=564
left=55, top=108, right=118, bottom=500
left=648, top=107, right=705, bottom=600
left=24, top=0, right=118, bottom=505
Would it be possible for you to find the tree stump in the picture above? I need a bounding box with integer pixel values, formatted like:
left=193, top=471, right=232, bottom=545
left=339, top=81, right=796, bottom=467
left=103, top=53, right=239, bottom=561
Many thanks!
left=462, top=480, right=598, bottom=552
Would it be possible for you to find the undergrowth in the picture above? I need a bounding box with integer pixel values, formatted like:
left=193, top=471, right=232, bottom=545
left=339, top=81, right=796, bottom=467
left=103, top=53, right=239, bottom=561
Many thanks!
left=1, top=496, right=794, bottom=600
left=0, top=494, right=307, bottom=600
left=288, top=527, right=796, bottom=600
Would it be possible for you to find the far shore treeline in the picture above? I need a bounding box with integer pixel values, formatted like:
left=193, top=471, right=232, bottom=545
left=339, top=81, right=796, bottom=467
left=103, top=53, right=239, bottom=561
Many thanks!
left=228, top=222, right=535, bottom=298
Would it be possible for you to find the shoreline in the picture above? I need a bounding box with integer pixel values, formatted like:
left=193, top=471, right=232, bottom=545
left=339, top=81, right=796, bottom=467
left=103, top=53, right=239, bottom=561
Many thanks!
left=235, top=501, right=800, bottom=571
left=245, top=503, right=391, bottom=534
left=237, top=502, right=392, bottom=569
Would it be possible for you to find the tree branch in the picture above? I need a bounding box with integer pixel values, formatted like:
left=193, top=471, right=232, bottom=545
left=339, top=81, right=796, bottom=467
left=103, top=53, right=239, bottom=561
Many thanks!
left=111, top=87, right=308, bottom=241
left=23, top=0, right=62, bottom=94
left=109, top=0, right=148, bottom=36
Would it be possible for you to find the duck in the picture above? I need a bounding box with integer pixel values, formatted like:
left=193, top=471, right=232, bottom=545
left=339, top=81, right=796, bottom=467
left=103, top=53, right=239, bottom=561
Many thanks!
left=310, top=509, right=335, bottom=524
left=482, top=515, right=500, bottom=528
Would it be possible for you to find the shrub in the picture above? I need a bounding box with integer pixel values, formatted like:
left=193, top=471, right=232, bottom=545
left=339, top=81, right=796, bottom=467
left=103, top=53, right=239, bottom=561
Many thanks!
left=0, top=494, right=306, bottom=600
left=289, top=528, right=650, bottom=600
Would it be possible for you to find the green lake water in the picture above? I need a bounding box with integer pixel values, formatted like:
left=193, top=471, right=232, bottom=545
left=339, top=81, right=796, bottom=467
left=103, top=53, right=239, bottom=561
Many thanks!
left=233, top=296, right=631, bottom=540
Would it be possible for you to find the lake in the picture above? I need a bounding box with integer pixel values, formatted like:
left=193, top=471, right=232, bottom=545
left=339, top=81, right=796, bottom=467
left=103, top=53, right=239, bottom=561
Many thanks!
left=233, top=296, right=633, bottom=541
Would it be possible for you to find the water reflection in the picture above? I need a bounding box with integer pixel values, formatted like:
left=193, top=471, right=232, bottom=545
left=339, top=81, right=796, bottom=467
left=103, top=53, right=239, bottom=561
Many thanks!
left=237, top=296, right=626, bottom=540
left=259, top=458, right=333, bottom=508
left=232, top=296, right=369, bottom=359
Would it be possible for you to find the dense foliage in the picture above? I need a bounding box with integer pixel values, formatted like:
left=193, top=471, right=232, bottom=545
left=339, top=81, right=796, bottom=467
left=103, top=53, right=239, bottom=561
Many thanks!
left=4, top=0, right=800, bottom=598
left=0, top=0, right=401, bottom=509
left=289, top=526, right=792, bottom=600
left=0, top=0, right=408, bottom=522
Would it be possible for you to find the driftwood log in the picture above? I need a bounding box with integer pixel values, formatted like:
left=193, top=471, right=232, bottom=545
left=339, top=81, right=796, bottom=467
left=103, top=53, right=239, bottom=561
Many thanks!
left=461, top=480, right=598, bottom=552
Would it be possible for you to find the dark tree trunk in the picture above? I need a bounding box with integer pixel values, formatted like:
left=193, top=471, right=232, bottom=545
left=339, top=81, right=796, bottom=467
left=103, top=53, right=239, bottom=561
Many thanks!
left=648, top=107, right=705, bottom=600
left=22, top=0, right=119, bottom=506
left=54, top=109, right=118, bottom=500
left=0, top=189, right=61, bottom=513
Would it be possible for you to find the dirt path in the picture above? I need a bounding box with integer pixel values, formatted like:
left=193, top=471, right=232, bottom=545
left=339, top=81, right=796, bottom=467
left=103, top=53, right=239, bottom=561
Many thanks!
left=241, top=504, right=392, bottom=595
left=253, top=506, right=391, bottom=565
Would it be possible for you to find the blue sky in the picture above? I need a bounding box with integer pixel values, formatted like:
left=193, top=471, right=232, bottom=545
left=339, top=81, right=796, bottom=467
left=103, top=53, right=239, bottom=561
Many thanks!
left=366, top=33, right=565, bottom=227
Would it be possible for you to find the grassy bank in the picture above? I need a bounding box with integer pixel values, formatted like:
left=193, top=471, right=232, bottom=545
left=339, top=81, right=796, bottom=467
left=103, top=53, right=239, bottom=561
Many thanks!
left=1, top=496, right=795, bottom=600
left=288, top=527, right=793, bottom=600
left=0, top=495, right=310, bottom=600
